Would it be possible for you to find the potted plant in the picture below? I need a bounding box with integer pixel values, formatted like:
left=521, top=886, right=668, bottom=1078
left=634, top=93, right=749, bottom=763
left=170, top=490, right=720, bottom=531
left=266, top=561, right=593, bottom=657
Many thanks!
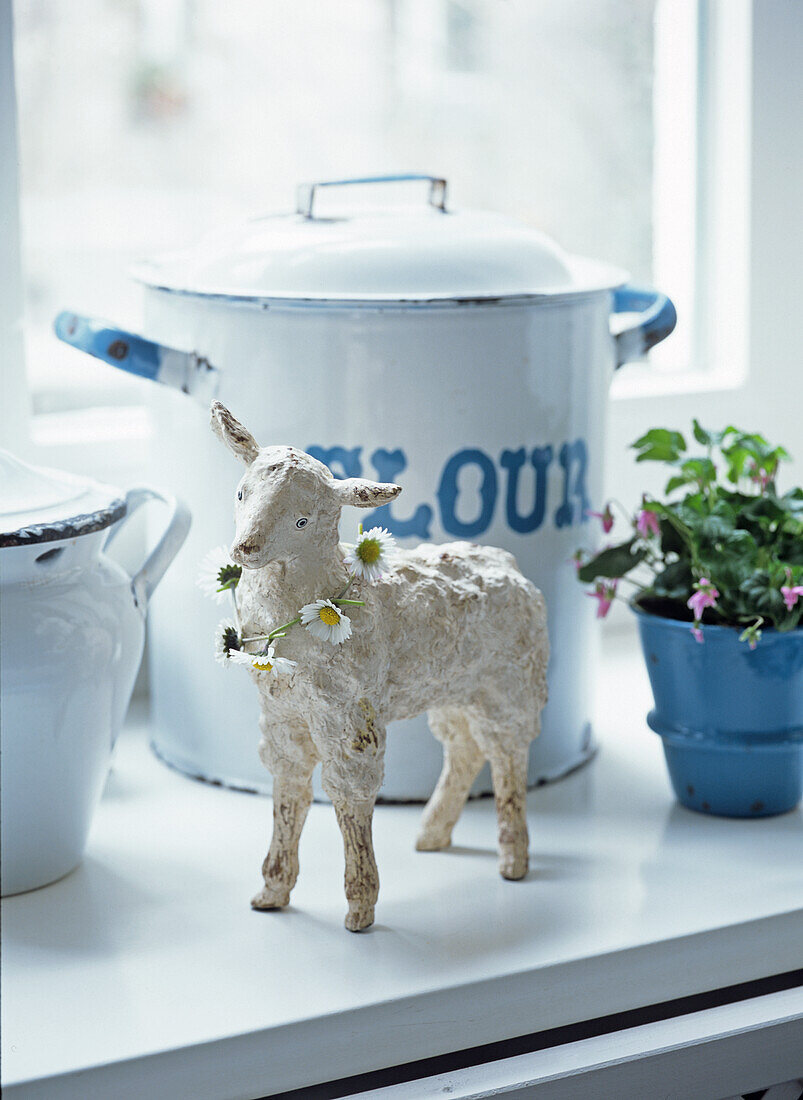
left=577, top=422, right=803, bottom=818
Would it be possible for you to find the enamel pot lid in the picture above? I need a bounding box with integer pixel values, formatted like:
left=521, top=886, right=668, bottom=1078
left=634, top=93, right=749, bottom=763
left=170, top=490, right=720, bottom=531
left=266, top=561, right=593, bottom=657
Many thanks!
left=0, top=450, right=126, bottom=548
left=133, top=174, right=628, bottom=305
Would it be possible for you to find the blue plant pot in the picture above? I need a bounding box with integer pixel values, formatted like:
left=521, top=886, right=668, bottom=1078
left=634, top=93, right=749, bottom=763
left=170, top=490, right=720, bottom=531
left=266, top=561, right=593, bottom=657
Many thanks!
left=632, top=603, right=803, bottom=817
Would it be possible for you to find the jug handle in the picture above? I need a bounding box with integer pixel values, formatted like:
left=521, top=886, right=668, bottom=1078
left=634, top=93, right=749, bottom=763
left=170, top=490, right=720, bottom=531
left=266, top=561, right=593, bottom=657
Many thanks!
left=106, top=488, right=191, bottom=610
left=612, top=285, right=677, bottom=368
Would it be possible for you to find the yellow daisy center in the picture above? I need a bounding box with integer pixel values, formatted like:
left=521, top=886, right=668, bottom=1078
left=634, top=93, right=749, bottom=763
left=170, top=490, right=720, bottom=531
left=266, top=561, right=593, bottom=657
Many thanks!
left=319, top=605, right=341, bottom=626
left=252, top=658, right=273, bottom=671
left=357, top=538, right=381, bottom=564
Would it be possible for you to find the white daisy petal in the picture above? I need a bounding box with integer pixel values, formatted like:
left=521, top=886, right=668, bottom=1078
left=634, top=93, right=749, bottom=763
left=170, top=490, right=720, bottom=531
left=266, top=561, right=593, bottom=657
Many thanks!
left=227, top=648, right=257, bottom=667
left=197, top=545, right=242, bottom=604
left=214, top=618, right=241, bottom=666
left=249, top=646, right=278, bottom=673
left=228, top=643, right=298, bottom=677
left=344, top=526, right=397, bottom=581
left=300, top=598, right=352, bottom=645
left=271, top=656, right=298, bottom=677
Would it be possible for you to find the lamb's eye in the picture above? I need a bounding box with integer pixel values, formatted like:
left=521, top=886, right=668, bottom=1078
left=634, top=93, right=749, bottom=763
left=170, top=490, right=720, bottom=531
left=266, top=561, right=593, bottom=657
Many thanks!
left=237, top=489, right=243, bottom=501
left=295, top=517, right=308, bottom=529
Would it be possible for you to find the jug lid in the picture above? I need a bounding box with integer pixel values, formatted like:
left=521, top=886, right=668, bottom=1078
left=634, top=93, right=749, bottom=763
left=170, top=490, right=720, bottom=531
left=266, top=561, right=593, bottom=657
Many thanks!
left=133, top=174, right=628, bottom=305
left=0, top=450, right=126, bottom=548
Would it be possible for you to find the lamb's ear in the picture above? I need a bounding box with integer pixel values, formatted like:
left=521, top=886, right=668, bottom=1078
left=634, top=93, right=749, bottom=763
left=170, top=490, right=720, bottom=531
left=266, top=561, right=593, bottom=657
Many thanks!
left=210, top=401, right=260, bottom=465
left=333, top=478, right=402, bottom=508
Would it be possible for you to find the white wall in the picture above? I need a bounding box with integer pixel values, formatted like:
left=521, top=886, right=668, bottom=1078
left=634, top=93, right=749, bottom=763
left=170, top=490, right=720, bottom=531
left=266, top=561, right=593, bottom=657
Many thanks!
left=0, top=0, right=27, bottom=453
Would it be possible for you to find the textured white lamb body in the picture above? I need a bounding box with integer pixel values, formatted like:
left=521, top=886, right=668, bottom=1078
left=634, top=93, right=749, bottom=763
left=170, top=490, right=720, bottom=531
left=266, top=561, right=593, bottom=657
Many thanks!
left=211, top=401, right=549, bottom=932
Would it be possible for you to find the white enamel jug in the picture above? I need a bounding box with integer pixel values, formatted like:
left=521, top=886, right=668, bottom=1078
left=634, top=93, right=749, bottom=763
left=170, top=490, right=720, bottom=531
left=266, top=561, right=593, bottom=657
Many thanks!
left=0, top=452, right=190, bottom=894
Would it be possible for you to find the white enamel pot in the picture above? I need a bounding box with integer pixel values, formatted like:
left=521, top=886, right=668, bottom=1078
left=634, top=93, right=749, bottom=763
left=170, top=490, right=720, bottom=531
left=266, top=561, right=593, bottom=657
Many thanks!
left=0, top=453, right=190, bottom=894
left=54, top=174, right=675, bottom=801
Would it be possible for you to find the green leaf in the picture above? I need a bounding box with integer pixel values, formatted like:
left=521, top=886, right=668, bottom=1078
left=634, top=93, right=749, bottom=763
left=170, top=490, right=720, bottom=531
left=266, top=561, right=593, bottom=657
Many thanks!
left=697, top=514, right=737, bottom=542
left=576, top=538, right=648, bottom=583
left=658, top=516, right=688, bottom=556
left=692, top=421, right=738, bottom=449
left=779, top=488, right=803, bottom=516
left=675, top=456, right=717, bottom=489
left=631, top=428, right=686, bottom=465
left=635, top=445, right=680, bottom=464
left=665, top=474, right=693, bottom=494
left=632, top=428, right=687, bottom=450
left=692, top=419, right=711, bottom=446
left=651, top=558, right=693, bottom=600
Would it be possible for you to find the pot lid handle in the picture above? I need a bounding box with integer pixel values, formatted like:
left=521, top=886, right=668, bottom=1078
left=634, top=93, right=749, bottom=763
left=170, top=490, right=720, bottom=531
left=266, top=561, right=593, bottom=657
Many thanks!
left=295, top=173, right=448, bottom=220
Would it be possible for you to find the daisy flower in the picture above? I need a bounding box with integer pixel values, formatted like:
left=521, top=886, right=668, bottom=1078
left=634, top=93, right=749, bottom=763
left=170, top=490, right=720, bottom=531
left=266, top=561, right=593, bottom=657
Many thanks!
left=228, top=645, right=297, bottom=677
left=300, top=598, right=353, bottom=644
left=214, top=619, right=241, bottom=666
left=344, top=526, right=396, bottom=582
left=197, top=545, right=242, bottom=604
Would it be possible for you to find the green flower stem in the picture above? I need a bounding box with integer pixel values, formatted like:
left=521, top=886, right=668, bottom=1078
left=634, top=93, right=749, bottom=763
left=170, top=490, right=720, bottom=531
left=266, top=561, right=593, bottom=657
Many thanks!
left=230, top=588, right=242, bottom=635
left=333, top=598, right=365, bottom=607
left=267, top=616, right=301, bottom=642
left=242, top=616, right=302, bottom=647
left=614, top=574, right=646, bottom=590
left=337, top=574, right=355, bottom=599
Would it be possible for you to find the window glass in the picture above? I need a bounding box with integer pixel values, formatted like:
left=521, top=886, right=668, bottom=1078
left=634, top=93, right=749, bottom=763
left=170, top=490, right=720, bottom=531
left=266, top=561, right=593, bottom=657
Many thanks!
left=15, top=0, right=659, bottom=413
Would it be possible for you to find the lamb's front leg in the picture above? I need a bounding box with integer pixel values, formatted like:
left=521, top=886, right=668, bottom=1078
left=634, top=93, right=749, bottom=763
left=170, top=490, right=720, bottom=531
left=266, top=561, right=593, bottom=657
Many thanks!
left=332, top=798, right=380, bottom=932
left=252, top=716, right=316, bottom=911
left=314, top=701, right=385, bottom=932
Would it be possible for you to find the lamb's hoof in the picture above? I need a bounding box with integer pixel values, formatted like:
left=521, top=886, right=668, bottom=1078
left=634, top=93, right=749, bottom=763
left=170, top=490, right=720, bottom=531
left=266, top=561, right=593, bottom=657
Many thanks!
left=345, top=905, right=375, bottom=932
left=499, top=851, right=528, bottom=881
left=415, top=830, right=451, bottom=852
left=251, top=884, right=290, bottom=910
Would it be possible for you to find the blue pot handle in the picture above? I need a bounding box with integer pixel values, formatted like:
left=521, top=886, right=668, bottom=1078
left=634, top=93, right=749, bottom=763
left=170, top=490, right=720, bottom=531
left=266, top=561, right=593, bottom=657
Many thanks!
left=54, top=311, right=166, bottom=380
left=612, top=285, right=677, bottom=369
left=54, top=311, right=220, bottom=399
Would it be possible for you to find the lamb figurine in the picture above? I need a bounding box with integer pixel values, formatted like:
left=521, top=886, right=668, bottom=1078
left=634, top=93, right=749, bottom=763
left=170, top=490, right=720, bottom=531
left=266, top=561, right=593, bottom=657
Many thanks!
left=210, top=401, right=549, bottom=931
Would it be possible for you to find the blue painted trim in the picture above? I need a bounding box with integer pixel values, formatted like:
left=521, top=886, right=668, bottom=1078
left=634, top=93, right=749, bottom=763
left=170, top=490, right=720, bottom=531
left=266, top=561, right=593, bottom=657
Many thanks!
left=612, top=284, right=677, bottom=368
left=54, top=312, right=164, bottom=381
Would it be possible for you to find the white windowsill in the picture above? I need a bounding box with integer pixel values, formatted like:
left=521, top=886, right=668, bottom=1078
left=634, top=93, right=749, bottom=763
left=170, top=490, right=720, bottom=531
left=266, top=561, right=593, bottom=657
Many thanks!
left=2, top=629, right=801, bottom=1098
left=611, top=362, right=747, bottom=402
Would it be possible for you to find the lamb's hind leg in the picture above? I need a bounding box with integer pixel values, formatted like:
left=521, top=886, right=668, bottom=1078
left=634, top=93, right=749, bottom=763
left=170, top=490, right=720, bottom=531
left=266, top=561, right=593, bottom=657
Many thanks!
left=417, top=707, right=485, bottom=852
left=488, top=746, right=530, bottom=881
left=252, top=717, right=316, bottom=911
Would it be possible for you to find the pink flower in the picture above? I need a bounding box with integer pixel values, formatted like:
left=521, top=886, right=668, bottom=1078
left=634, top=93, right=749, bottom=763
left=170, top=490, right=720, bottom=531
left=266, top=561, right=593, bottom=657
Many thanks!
left=691, top=624, right=704, bottom=644
left=586, top=503, right=614, bottom=534
left=748, top=462, right=770, bottom=491
left=587, top=579, right=617, bottom=619
left=781, top=570, right=803, bottom=612
left=687, top=577, right=719, bottom=620
left=636, top=509, right=661, bottom=539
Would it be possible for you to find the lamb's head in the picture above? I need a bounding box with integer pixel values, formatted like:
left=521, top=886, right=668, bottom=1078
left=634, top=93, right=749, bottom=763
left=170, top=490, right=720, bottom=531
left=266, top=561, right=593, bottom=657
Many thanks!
left=210, top=401, right=402, bottom=570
